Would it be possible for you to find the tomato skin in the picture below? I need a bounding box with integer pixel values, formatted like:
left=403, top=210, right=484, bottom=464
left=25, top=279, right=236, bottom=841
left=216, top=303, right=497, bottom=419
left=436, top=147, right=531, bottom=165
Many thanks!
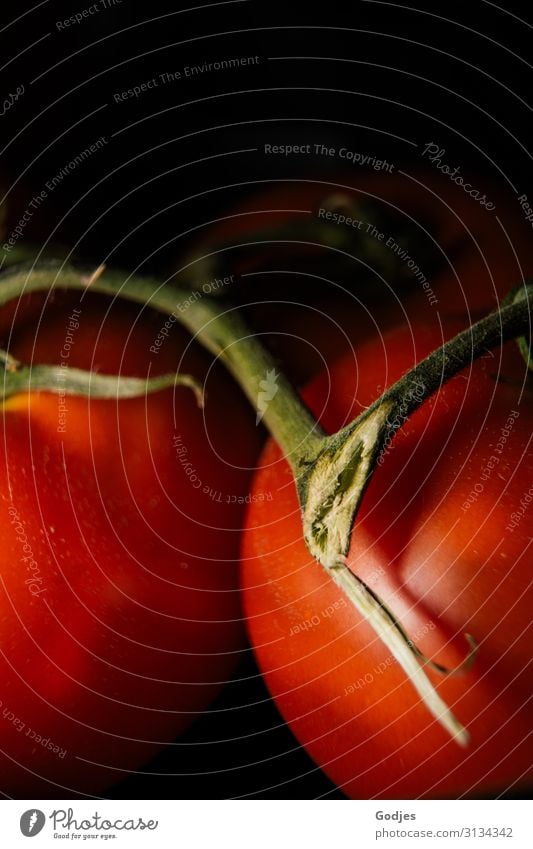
left=0, top=296, right=261, bottom=798
left=242, top=320, right=533, bottom=799
left=180, top=170, right=533, bottom=385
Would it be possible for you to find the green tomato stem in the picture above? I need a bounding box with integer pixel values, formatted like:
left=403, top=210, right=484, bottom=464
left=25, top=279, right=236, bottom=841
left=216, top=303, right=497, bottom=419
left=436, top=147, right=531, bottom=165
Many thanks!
left=503, top=282, right=533, bottom=371
left=302, top=288, right=533, bottom=568
left=328, top=561, right=470, bottom=746
left=0, top=262, right=323, bottom=466
left=0, top=355, right=203, bottom=406
left=1, top=261, right=531, bottom=747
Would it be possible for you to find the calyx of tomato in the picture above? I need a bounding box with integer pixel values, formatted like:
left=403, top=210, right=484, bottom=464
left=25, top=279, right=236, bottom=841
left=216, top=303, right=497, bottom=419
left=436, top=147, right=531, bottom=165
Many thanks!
left=0, top=261, right=531, bottom=747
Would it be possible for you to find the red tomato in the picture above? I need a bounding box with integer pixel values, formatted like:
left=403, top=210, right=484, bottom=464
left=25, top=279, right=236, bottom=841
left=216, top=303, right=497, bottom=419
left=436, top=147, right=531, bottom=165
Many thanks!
left=242, top=318, right=533, bottom=798
left=0, top=294, right=261, bottom=798
left=178, top=170, right=533, bottom=383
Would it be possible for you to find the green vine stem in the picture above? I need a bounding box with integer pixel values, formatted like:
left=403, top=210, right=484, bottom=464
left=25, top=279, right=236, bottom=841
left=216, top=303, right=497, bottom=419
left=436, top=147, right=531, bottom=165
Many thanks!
left=300, top=288, right=533, bottom=567
left=1, top=262, right=531, bottom=746
left=0, top=352, right=203, bottom=406
left=503, top=282, right=533, bottom=371
left=0, top=263, right=323, bottom=457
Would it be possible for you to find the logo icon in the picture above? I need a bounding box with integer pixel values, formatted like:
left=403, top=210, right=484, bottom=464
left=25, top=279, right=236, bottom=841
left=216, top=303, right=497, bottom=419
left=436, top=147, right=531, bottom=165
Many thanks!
left=256, top=368, right=279, bottom=425
left=20, top=810, right=45, bottom=837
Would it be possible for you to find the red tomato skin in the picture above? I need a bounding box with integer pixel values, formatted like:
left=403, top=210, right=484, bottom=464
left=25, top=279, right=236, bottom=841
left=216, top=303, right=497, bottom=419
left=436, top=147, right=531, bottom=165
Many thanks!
left=0, top=296, right=261, bottom=797
left=242, top=321, right=533, bottom=799
left=179, top=170, right=533, bottom=385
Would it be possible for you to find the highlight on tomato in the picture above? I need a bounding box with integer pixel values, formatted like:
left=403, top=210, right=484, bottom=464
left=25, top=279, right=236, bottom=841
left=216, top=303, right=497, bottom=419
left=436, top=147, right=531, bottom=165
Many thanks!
left=241, top=316, right=532, bottom=799
left=0, top=292, right=260, bottom=798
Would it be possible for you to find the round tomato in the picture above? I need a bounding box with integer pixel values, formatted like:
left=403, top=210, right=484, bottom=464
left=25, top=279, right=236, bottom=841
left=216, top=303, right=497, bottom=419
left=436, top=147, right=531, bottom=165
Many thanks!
left=242, top=318, right=532, bottom=798
left=0, top=293, right=261, bottom=798
left=177, top=170, right=533, bottom=384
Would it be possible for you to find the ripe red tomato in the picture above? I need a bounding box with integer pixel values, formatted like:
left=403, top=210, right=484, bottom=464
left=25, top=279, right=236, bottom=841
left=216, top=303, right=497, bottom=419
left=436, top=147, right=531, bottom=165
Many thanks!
left=242, top=319, right=533, bottom=798
left=0, top=293, right=261, bottom=798
left=179, top=170, right=533, bottom=384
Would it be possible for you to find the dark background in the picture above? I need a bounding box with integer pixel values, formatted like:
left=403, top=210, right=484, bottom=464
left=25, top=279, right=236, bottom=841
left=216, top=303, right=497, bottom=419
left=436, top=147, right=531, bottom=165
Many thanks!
left=1, top=0, right=532, bottom=799
left=3, top=0, right=533, bottom=273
